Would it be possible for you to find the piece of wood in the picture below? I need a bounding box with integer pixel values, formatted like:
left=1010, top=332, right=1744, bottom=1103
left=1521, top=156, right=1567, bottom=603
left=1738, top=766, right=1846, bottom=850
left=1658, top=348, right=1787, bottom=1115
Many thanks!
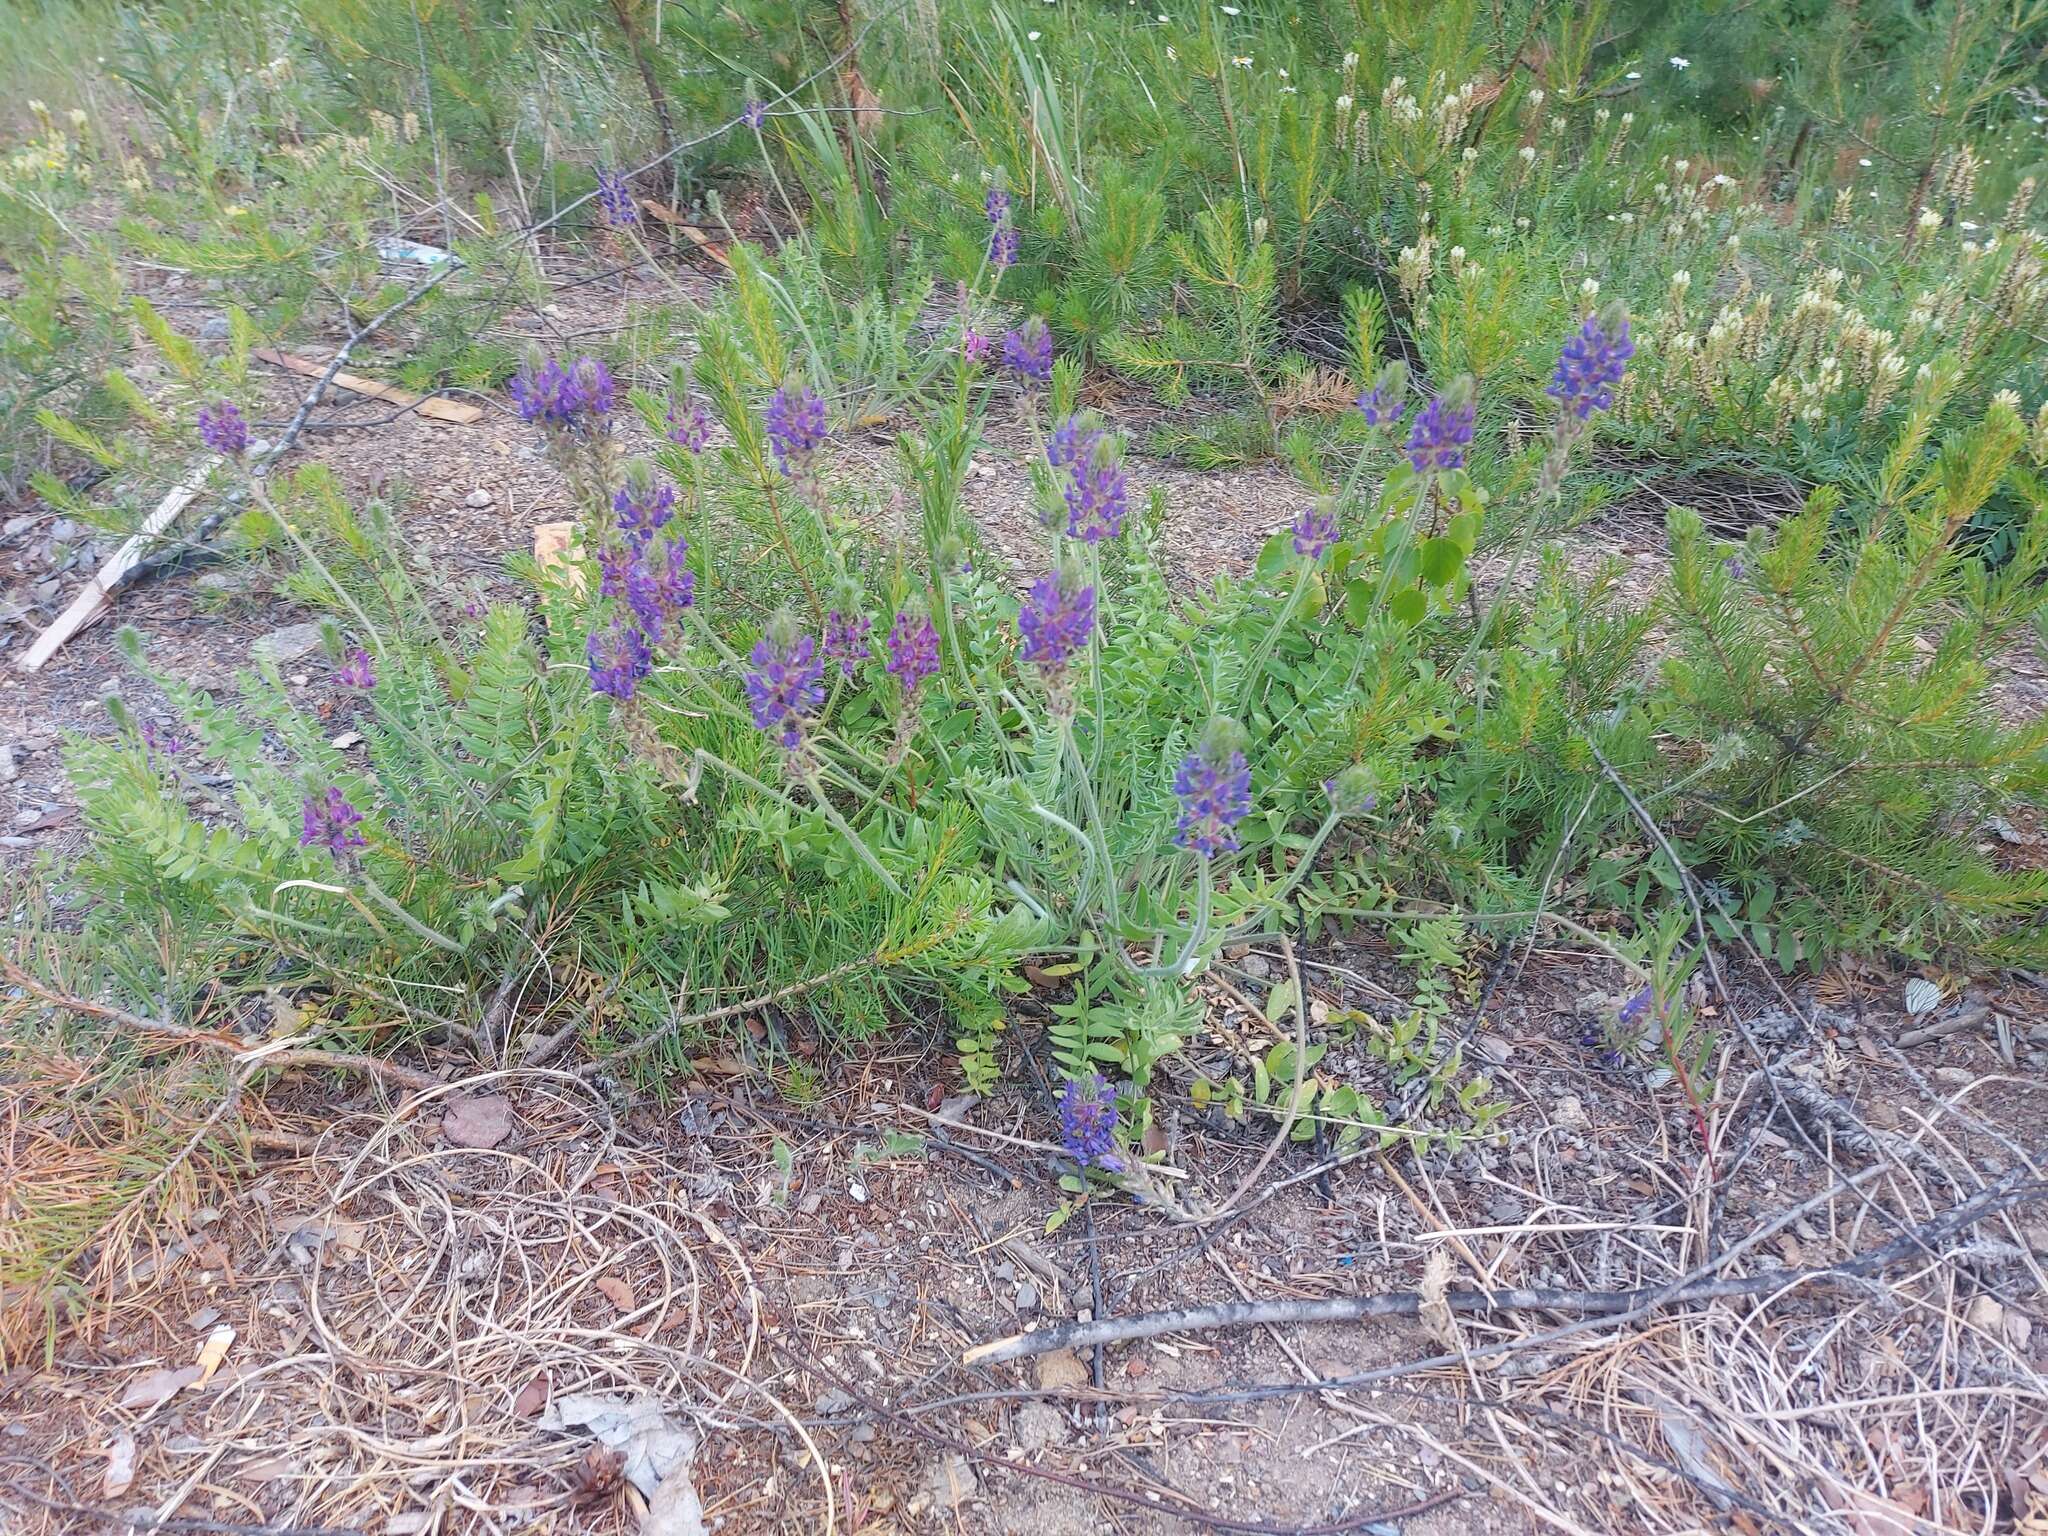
left=18, top=455, right=216, bottom=673
left=252, top=348, right=483, bottom=425
left=636, top=198, right=733, bottom=268
left=533, top=521, right=586, bottom=596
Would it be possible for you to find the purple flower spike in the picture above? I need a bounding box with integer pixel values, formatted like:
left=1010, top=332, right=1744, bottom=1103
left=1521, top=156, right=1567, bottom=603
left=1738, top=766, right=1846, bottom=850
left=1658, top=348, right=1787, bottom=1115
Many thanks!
left=1172, top=725, right=1253, bottom=860
left=198, top=401, right=249, bottom=456
left=1063, top=436, right=1129, bottom=544
left=823, top=608, right=873, bottom=677
left=572, top=357, right=616, bottom=418
left=1403, top=386, right=1477, bottom=474
left=765, top=381, right=830, bottom=479
left=745, top=627, right=827, bottom=753
left=300, top=786, right=368, bottom=857
left=510, top=356, right=576, bottom=424
left=1018, top=567, right=1096, bottom=674
left=989, top=224, right=1021, bottom=269
left=587, top=621, right=654, bottom=700
left=961, top=328, right=992, bottom=365
left=666, top=395, right=711, bottom=453
left=742, top=99, right=768, bottom=130
left=334, top=647, right=377, bottom=690
left=885, top=610, right=940, bottom=691
left=613, top=477, right=677, bottom=546
left=1547, top=304, right=1634, bottom=421
left=595, top=168, right=639, bottom=227
left=140, top=718, right=185, bottom=756
left=1046, top=414, right=1103, bottom=470
left=1001, top=318, right=1054, bottom=384
left=1617, top=985, right=1655, bottom=1028
left=1356, top=385, right=1405, bottom=428
left=1058, top=1074, right=1124, bottom=1171
left=648, top=538, right=695, bottom=617
left=985, top=186, right=1011, bottom=224
left=1291, top=501, right=1340, bottom=560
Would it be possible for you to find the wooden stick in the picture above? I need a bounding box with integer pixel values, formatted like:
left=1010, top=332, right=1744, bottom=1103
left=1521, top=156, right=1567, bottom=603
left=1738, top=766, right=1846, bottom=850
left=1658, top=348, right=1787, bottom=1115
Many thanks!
left=961, top=1175, right=2040, bottom=1366
left=17, top=455, right=216, bottom=673
left=251, top=348, right=483, bottom=425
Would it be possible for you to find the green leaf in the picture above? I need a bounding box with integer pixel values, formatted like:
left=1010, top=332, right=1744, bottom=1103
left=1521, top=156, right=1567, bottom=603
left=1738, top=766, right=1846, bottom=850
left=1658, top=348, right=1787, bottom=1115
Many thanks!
left=1419, top=537, right=1466, bottom=587
left=1389, top=587, right=1428, bottom=627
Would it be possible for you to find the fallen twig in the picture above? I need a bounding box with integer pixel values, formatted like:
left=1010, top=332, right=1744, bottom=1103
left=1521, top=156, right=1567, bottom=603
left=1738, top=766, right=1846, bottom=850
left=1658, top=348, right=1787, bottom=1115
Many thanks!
left=962, top=1174, right=2040, bottom=1366
left=3, top=960, right=442, bottom=1094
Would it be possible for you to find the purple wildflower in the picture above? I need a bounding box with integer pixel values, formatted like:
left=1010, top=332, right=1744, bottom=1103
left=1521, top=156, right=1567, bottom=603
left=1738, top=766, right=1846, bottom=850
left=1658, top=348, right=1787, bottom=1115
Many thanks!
left=198, top=401, right=249, bottom=456
left=666, top=394, right=711, bottom=453
left=1403, top=383, right=1477, bottom=474
left=765, top=381, right=830, bottom=478
left=586, top=621, right=654, bottom=700
left=1001, top=318, right=1053, bottom=383
left=1058, top=1074, right=1124, bottom=1171
left=961, top=328, right=992, bottom=365
left=1723, top=555, right=1747, bottom=581
left=989, top=224, right=1021, bottom=269
left=1172, top=723, right=1253, bottom=860
left=1046, top=414, right=1103, bottom=470
left=742, top=99, right=768, bottom=130
left=1017, top=566, right=1096, bottom=674
left=1355, top=359, right=1408, bottom=429
left=595, top=167, right=639, bottom=227
left=1617, top=985, right=1655, bottom=1028
left=300, top=786, right=368, bottom=857
left=647, top=538, right=695, bottom=617
left=985, top=186, right=1010, bottom=224
left=613, top=473, right=677, bottom=546
left=885, top=609, right=940, bottom=691
left=745, top=626, right=827, bottom=753
left=573, top=357, right=617, bottom=418
left=510, top=356, right=577, bottom=424
left=1063, top=435, right=1129, bottom=544
left=333, top=647, right=377, bottom=690
left=823, top=608, right=873, bottom=677
left=140, top=718, right=185, bottom=756
left=1290, top=500, right=1340, bottom=560
left=1547, top=304, right=1634, bottom=421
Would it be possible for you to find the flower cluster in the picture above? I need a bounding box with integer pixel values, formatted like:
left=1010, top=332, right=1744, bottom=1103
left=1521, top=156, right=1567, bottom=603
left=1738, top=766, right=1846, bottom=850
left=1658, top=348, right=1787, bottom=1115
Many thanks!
left=986, top=183, right=1018, bottom=269
left=595, top=167, right=638, bottom=227
left=666, top=392, right=711, bottom=453
left=300, top=786, right=367, bottom=857
left=1547, top=302, right=1635, bottom=421
left=334, top=647, right=377, bottom=690
left=1062, top=434, right=1129, bottom=543
left=1058, top=1074, right=1124, bottom=1171
left=886, top=609, right=940, bottom=691
left=766, top=380, right=829, bottom=481
left=1002, top=318, right=1053, bottom=384
left=1403, top=379, right=1476, bottom=474
left=742, top=99, right=768, bottom=130
left=613, top=468, right=677, bottom=547
left=1355, top=359, right=1408, bottom=429
left=587, top=621, right=655, bottom=701
left=1290, top=499, right=1339, bottom=560
left=746, top=623, right=827, bottom=754
left=511, top=353, right=616, bottom=427
left=1018, top=565, right=1096, bottom=677
left=961, top=328, right=992, bottom=366
left=140, top=718, right=185, bottom=756
left=1172, top=721, right=1253, bottom=859
left=198, top=401, right=248, bottom=456
left=823, top=608, right=873, bottom=677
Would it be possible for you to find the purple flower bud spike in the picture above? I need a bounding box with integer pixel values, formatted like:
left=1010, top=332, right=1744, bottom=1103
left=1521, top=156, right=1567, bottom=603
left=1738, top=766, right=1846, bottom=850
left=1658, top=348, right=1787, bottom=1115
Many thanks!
left=198, top=401, right=249, bottom=456
left=300, top=786, right=368, bottom=857
left=1059, top=1073, right=1124, bottom=1171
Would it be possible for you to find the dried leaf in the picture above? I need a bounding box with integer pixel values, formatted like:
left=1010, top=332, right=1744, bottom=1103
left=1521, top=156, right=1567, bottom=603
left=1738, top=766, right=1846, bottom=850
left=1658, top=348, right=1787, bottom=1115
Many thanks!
left=595, top=1275, right=635, bottom=1313
left=117, top=1364, right=200, bottom=1411
left=513, top=1373, right=551, bottom=1417
left=641, top=1460, right=708, bottom=1536
left=103, top=1431, right=137, bottom=1496
left=441, top=1093, right=515, bottom=1150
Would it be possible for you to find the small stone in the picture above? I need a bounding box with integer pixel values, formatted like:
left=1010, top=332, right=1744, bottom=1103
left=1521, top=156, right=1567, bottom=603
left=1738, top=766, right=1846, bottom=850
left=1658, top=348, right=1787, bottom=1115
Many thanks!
left=1013, top=1403, right=1066, bottom=1453
left=813, top=1388, right=855, bottom=1416
left=1015, top=1281, right=1040, bottom=1314
left=1486, top=1196, right=1525, bottom=1224
left=1034, top=1349, right=1089, bottom=1391
left=251, top=622, right=324, bottom=666
left=915, top=1454, right=977, bottom=1511
left=465, top=488, right=494, bottom=509
left=1471, top=1032, right=1514, bottom=1064
left=1553, top=1095, right=1589, bottom=1132
left=199, top=315, right=231, bottom=340
left=1931, top=1066, right=1976, bottom=1090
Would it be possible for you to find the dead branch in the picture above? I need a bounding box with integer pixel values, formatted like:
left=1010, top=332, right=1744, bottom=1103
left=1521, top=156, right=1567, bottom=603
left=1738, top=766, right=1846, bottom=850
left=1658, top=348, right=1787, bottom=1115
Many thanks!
left=963, top=1175, right=2040, bottom=1366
